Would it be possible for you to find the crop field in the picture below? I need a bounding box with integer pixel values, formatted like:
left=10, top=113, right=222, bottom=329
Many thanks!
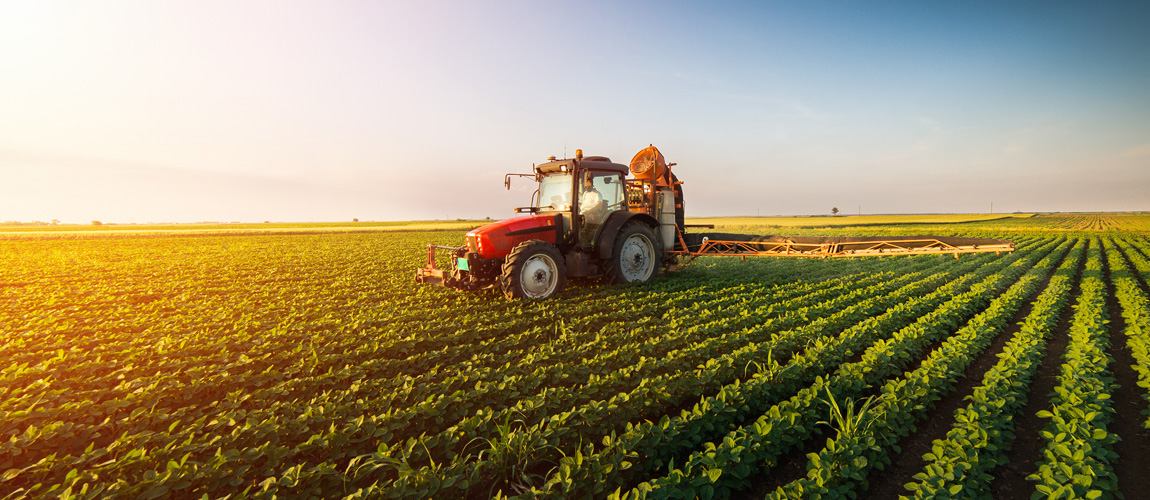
left=3, top=213, right=1150, bottom=499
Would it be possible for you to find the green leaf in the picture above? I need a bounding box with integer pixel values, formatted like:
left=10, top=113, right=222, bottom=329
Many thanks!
left=706, top=469, right=722, bottom=483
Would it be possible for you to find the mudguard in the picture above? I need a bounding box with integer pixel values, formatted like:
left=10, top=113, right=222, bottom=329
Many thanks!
left=594, top=211, right=660, bottom=261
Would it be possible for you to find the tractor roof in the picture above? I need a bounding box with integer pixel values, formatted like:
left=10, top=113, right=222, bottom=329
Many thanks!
left=536, top=157, right=629, bottom=175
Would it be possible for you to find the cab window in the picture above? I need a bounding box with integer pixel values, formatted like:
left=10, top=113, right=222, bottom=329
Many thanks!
left=536, top=173, right=573, bottom=212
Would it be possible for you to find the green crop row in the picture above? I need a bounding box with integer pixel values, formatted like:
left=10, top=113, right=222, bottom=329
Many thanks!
left=1026, top=241, right=1120, bottom=499
left=1110, top=238, right=1150, bottom=427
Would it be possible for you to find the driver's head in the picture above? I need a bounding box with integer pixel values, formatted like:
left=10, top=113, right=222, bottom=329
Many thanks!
left=583, top=172, right=595, bottom=187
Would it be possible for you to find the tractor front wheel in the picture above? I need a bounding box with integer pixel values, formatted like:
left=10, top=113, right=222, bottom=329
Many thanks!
left=500, top=240, right=566, bottom=299
left=604, top=221, right=663, bottom=284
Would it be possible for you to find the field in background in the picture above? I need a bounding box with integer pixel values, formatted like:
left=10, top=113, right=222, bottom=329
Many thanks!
left=8, top=212, right=1150, bottom=239
left=687, top=213, right=1035, bottom=228
left=0, top=220, right=485, bottom=238
left=3, top=213, right=1150, bottom=499
left=690, top=212, right=1150, bottom=235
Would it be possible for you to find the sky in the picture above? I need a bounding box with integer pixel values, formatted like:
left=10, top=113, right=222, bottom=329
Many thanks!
left=2, top=1, right=1149, bottom=223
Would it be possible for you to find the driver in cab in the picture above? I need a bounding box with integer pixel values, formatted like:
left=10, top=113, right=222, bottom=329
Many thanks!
left=579, top=172, right=606, bottom=224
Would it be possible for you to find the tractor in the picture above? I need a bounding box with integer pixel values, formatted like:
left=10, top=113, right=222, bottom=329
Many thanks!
left=415, top=146, right=681, bottom=299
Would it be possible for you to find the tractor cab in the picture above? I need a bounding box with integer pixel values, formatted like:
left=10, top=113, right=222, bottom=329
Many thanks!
left=529, top=153, right=629, bottom=248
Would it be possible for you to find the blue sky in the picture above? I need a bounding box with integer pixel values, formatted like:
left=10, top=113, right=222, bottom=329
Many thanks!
left=2, top=1, right=1148, bottom=222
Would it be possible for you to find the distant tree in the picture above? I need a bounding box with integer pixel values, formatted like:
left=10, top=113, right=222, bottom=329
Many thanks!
left=51, top=219, right=60, bottom=225
left=352, top=218, right=359, bottom=222
left=831, top=207, right=840, bottom=216
left=91, top=220, right=102, bottom=226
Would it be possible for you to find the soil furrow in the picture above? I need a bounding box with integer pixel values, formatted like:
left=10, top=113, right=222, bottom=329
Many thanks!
left=990, top=238, right=1088, bottom=499
left=1103, top=240, right=1150, bottom=497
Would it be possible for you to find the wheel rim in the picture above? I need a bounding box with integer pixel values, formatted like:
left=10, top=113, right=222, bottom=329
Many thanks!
left=619, top=233, right=655, bottom=282
left=519, top=254, right=560, bottom=298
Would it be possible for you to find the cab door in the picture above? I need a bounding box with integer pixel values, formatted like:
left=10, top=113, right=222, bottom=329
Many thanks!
left=578, top=171, right=625, bottom=247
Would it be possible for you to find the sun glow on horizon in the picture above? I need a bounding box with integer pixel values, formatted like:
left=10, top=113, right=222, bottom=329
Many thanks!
left=2, top=1, right=1148, bottom=223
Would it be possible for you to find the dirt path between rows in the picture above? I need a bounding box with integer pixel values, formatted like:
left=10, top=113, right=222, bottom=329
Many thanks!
left=990, top=240, right=1087, bottom=498
left=1103, top=241, right=1150, bottom=497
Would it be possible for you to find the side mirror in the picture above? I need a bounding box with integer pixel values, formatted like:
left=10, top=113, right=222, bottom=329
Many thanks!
left=505, top=173, right=536, bottom=190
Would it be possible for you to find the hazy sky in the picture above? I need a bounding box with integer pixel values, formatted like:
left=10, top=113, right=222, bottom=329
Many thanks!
left=3, top=1, right=1149, bottom=223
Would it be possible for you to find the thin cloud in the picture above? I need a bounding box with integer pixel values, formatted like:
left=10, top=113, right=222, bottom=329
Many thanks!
left=1120, top=143, right=1150, bottom=158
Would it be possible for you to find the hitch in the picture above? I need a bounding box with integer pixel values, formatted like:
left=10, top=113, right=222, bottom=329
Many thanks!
left=414, top=244, right=463, bottom=286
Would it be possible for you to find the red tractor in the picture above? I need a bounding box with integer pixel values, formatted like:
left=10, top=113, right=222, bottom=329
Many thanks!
left=416, top=146, right=682, bottom=299
left=415, top=146, right=1013, bottom=299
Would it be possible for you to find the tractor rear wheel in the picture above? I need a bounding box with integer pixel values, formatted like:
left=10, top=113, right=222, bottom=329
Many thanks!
left=500, top=240, right=565, bottom=299
left=604, top=221, right=662, bottom=284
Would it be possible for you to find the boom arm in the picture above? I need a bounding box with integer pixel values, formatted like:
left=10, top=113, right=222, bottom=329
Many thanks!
left=668, top=233, right=1014, bottom=267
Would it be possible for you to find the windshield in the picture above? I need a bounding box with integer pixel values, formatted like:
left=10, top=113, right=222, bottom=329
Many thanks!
left=537, top=173, right=573, bottom=211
